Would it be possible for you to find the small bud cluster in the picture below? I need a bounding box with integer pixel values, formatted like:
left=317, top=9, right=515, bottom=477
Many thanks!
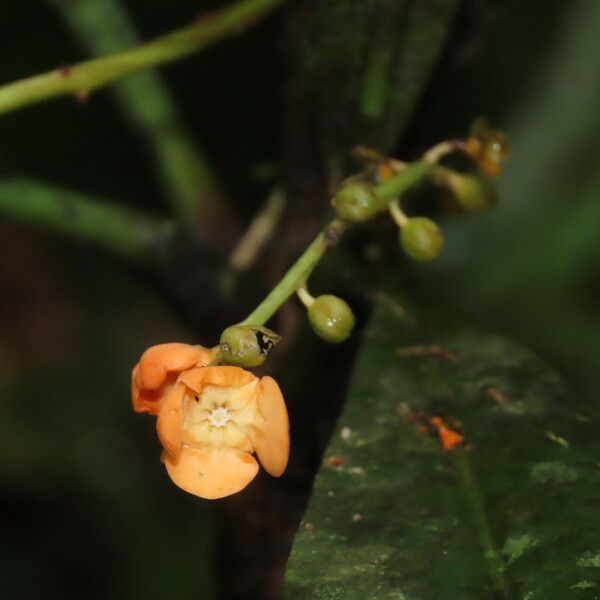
left=329, top=119, right=508, bottom=265
left=215, top=119, right=507, bottom=358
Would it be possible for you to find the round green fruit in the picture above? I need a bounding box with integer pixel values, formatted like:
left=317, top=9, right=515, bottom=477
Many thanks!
left=307, top=295, right=355, bottom=343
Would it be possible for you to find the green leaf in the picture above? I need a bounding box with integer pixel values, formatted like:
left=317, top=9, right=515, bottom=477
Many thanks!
left=285, top=294, right=600, bottom=598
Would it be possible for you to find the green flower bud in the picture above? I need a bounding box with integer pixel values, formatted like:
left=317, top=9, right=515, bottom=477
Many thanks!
left=307, top=295, right=355, bottom=343
left=219, top=325, right=281, bottom=367
left=331, top=182, right=382, bottom=222
left=400, top=217, right=444, bottom=261
left=445, top=171, right=497, bottom=212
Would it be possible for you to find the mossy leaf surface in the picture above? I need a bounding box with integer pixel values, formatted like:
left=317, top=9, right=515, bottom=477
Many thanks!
left=285, top=295, right=600, bottom=599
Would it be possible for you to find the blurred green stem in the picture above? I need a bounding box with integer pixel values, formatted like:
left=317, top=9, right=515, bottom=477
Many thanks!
left=360, top=41, right=394, bottom=120
left=241, top=160, right=431, bottom=326
left=0, top=179, right=174, bottom=266
left=48, top=0, right=230, bottom=226
left=0, top=0, right=285, bottom=117
left=359, top=0, right=405, bottom=122
left=240, top=219, right=347, bottom=326
left=373, top=160, right=431, bottom=198
left=219, top=187, right=285, bottom=298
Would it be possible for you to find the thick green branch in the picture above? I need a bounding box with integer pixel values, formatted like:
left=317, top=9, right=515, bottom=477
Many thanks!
left=240, top=160, right=432, bottom=327
left=0, top=0, right=286, bottom=117
left=0, top=179, right=174, bottom=265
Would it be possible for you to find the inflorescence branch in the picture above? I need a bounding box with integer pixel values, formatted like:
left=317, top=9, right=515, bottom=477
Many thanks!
left=240, top=159, right=436, bottom=329
left=232, top=119, right=509, bottom=355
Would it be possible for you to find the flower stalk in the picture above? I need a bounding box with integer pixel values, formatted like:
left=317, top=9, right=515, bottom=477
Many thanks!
left=241, top=159, right=435, bottom=327
left=296, top=286, right=315, bottom=308
left=240, top=219, right=347, bottom=327
left=388, top=199, right=409, bottom=227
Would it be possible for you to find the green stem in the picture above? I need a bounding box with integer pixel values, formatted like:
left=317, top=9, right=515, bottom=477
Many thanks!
left=240, top=220, right=347, bottom=326
left=0, top=178, right=174, bottom=266
left=0, top=0, right=286, bottom=117
left=240, top=160, right=432, bottom=327
left=372, top=160, right=431, bottom=198
left=48, top=0, right=230, bottom=225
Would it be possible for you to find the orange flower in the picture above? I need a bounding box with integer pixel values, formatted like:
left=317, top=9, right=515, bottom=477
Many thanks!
left=131, top=344, right=290, bottom=499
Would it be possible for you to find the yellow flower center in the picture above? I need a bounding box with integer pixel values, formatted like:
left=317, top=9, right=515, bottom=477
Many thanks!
left=181, top=380, right=258, bottom=451
left=208, top=407, right=231, bottom=428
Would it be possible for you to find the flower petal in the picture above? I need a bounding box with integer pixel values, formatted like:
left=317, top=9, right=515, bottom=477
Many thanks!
left=163, top=446, right=259, bottom=499
left=131, top=364, right=158, bottom=415
left=251, top=376, right=289, bottom=477
left=138, top=343, right=213, bottom=390
left=131, top=343, right=214, bottom=414
left=156, top=382, right=186, bottom=459
left=179, top=366, right=257, bottom=394
left=132, top=368, right=170, bottom=415
left=223, top=421, right=250, bottom=448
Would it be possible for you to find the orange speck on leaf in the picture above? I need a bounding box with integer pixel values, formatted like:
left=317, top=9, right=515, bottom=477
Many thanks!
left=430, top=415, right=464, bottom=451
left=326, top=455, right=347, bottom=468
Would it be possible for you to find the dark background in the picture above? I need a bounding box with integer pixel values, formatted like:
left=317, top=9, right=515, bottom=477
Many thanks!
left=1, top=0, right=598, bottom=598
